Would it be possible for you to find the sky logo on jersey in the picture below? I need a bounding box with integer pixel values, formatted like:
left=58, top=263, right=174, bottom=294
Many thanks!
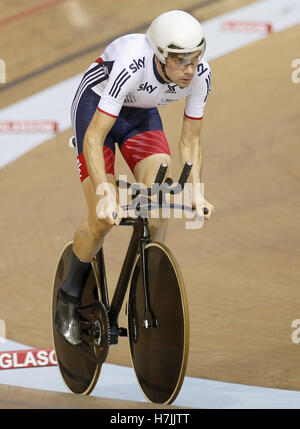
left=137, top=81, right=157, bottom=94
left=129, top=57, right=145, bottom=73
left=109, top=68, right=131, bottom=98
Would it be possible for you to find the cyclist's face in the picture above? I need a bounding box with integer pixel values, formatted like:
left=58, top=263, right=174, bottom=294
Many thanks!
left=165, top=51, right=201, bottom=87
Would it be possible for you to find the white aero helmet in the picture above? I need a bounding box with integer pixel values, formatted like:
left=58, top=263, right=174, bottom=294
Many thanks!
left=146, top=10, right=206, bottom=64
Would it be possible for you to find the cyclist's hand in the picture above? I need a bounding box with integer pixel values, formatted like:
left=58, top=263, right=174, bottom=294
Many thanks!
left=95, top=182, right=123, bottom=225
left=191, top=189, right=215, bottom=220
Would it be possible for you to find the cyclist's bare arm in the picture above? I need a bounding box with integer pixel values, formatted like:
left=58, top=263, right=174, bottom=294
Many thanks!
left=179, top=116, right=215, bottom=218
left=83, top=110, right=122, bottom=224
left=179, top=115, right=203, bottom=184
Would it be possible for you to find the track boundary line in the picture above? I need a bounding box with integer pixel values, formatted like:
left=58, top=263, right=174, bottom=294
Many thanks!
left=0, top=0, right=68, bottom=28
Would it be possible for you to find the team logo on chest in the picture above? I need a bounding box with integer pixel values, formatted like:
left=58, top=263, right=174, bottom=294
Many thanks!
left=137, top=81, right=157, bottom=94
left=129, top=57, right=145, bottom=73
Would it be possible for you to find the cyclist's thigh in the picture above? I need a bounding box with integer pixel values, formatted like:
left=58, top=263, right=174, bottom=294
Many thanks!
left=117, top=107, right=172, bottom=185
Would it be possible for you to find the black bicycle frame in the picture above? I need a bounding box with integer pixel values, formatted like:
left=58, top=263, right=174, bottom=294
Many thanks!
left=96, top=217, right=151, bottom=329
left=94, top=162, right=195, bottom=330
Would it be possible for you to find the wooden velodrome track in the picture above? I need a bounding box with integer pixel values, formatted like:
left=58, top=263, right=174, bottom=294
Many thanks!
left=1, top=0, right=300, bottom=408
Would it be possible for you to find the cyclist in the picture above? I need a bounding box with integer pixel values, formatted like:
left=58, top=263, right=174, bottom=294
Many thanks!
left=55, top=10, right=215, bottom=345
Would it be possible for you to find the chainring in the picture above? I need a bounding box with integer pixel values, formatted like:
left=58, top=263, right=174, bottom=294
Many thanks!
left=87, top=301, right=110, bottom=365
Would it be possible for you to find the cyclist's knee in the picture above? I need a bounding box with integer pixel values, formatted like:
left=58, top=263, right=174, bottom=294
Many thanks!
left=134, top=154, right=172, bottom=186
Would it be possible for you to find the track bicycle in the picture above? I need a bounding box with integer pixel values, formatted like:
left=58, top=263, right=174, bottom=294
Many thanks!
left=52, top=158, right=203, bottom=404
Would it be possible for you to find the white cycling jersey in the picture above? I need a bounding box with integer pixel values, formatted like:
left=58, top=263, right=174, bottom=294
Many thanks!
left=85, top=33, right=211, bottom=119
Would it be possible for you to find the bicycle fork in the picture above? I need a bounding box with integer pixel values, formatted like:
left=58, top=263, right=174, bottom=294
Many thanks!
left=140, top=220, right=157, bottom=329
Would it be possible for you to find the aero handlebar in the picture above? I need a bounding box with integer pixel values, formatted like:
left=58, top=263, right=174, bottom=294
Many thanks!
left=115, top=162, right=209, bottom=222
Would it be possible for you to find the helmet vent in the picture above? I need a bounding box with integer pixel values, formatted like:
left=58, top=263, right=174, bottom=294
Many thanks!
left=167, top=44, right=183, bottom=50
